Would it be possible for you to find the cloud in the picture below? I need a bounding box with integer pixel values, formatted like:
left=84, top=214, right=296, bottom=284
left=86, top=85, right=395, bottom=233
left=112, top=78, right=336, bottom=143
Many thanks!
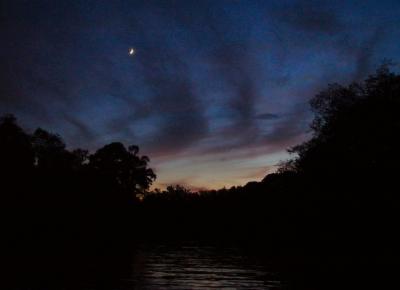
left=256, top=113, right=280, bottom=120
left=275, top=0, right=344, bottom=35
left=63, top=114, right=96, bottom=142
left=271, top=0, right=387, bottom=82
left=351, top=28, right=385, bottom=81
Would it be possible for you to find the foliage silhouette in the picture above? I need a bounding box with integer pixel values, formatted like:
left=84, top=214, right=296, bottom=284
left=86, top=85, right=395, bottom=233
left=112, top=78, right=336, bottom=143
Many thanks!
left=0, top=114, right=34, bottom=175
left=285, top=65, right=400, bottom=181
left=89, top=142, right=155, bottom=194
left=0, top=116, right=156, bottom=269
left=137, top=65, right=400, bottom=256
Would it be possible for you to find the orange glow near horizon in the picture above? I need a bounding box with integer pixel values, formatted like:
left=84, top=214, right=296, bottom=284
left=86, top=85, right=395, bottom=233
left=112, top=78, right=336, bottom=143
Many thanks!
left=149, top=150, right=285, bottom=191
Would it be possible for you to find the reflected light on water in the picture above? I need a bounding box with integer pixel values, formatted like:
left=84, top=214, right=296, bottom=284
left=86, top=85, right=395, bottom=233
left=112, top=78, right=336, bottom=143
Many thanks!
left=120, top=244, right=283, bottom=289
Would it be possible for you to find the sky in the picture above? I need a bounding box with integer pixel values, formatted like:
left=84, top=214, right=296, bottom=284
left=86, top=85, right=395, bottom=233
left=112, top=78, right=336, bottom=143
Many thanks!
left=1, top=0, right=400, bottom=190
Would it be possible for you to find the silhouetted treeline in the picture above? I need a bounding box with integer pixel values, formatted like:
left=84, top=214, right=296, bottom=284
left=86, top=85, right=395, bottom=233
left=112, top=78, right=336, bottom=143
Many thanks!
left=137, top=65, right=400, bottom=262
left=0, top=116, right=156, bottom=266
left=1, top=65, right=400, bottom=272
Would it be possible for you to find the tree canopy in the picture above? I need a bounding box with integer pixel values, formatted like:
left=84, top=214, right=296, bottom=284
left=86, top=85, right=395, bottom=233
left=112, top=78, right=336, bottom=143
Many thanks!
left=0, top=116, right=156, bottom=202
left=282, top=65, right=400, bottom=185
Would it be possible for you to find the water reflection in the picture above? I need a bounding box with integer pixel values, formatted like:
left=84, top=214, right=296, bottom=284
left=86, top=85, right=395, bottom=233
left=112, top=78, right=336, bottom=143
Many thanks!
left=2, top=244, right=283, bottom=289
left=121, top=244, right=283, bottom=289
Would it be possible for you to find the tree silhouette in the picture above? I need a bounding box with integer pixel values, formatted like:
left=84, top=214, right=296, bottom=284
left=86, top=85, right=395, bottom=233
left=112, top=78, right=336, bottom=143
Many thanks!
left=283, top=65, right=400, bottom=186
left=0, top=114, right=34, bottom=175
left=31, top=128, right=72, bottom=171
left=89, top=142, right=156, bottom=194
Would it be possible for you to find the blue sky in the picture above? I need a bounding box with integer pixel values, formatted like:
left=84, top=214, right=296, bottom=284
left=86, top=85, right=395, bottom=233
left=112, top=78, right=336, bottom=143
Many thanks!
left=1, top=0, right=400, bottom=189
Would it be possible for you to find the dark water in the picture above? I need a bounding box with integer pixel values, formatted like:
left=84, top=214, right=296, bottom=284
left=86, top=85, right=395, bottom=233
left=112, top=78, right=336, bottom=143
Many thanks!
left=3, top=244, right=285, bottom=289
left=122, top=244, right=283, bottom=289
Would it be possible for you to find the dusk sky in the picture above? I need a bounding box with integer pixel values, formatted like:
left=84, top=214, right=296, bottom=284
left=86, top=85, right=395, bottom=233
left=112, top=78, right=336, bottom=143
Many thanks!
left=1, top=0, right=400, bottom=189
